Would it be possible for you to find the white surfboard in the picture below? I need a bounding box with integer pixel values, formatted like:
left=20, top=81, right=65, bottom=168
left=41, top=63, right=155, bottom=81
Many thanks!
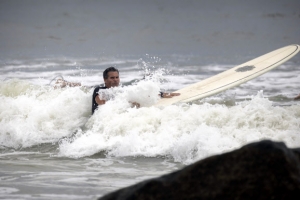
left=155, top=44, right=300, bottom=106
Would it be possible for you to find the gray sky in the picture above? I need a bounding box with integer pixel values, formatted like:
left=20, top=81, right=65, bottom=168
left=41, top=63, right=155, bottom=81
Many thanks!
left=0, top=0, right=299, bottom=61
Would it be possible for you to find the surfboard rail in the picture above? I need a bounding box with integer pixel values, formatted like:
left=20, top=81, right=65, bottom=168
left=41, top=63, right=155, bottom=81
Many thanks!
left=155, top=44, right=300, bottom=106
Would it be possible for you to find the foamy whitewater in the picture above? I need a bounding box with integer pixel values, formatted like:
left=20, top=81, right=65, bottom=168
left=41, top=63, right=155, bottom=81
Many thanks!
left=0, top=55, right=299, bottom=199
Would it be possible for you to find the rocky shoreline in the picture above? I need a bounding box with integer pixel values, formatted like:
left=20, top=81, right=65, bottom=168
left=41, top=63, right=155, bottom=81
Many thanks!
left=99, top=140, right=300, bottom=200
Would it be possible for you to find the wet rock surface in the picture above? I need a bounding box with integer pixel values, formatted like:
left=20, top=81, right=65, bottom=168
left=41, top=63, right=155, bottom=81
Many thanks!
left=99, top=140, right=300, bottom=200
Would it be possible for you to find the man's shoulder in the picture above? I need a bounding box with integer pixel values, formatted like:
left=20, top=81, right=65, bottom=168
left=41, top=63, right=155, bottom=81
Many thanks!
left=93, top=86, right=107, bottom=93
left=94, top=86, right=107, bottom=89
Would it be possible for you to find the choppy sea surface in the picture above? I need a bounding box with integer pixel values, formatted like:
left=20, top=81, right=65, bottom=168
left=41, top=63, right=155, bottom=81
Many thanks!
left=0, top=54, right=300, bottom=199
left=1, top=0, right=300, bottom=199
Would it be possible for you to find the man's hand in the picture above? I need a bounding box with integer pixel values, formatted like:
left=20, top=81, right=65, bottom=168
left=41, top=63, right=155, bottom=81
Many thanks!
left=95, top=96, right=106, bottom=105
left=294, top=94, right=300, bottom=100
left=55, top=79, right=81, bottom=88
left=162, top=93, right=180, bottom=98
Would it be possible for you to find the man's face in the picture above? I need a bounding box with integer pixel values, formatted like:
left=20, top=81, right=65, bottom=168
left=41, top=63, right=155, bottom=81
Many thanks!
left=104, top=71, right=120, bottom=88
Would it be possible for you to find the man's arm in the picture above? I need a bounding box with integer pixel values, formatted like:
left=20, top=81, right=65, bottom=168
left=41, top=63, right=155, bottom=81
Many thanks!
left=94, top=90, right=179, bottom=110
left=295, top=94, right=300, bottom=100
left=160, top=92, right=180, bottom=98
left=95, top=94, right=140, bottom=108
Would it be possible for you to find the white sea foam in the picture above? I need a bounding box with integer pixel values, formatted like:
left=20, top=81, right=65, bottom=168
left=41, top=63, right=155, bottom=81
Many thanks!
left=0, top=79, right=92, bottom=148
left=58, top=90, right=300, bottom=164
left=1, top=60, right=300, bottom=164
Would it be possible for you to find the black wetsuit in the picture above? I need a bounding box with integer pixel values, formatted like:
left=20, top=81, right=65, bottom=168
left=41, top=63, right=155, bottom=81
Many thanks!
left=92, top=87, right=164, bottom=114
left=92, top=86, right=107, bottom=114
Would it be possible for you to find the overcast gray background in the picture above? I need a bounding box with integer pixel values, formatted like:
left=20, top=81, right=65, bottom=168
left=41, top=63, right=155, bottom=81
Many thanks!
left=0, top=0, right=299, bottom=62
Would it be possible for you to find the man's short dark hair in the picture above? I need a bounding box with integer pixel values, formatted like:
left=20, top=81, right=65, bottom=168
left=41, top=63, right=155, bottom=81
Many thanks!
left=103, top=67, right=119, bottom=79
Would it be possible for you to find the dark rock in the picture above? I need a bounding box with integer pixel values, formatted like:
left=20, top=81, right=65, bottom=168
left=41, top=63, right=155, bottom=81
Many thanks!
left=99, top=140, right=300, bottom=200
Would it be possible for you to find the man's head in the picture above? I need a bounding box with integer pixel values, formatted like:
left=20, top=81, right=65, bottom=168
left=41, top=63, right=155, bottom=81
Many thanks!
left=103, top=67, right=120, bottom=88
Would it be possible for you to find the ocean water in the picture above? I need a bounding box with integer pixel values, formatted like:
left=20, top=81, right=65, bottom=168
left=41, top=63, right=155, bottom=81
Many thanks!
left=1, top=55, right=300, bottom=199
left=1, top=0, right=300, bottom=199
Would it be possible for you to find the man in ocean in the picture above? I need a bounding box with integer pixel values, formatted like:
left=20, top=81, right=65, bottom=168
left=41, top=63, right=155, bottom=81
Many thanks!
left=92, top=67, right=122, bottom=114
left=54, top=66, right=180, bottom=114
left=91, top=67, right=180, bottom=114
